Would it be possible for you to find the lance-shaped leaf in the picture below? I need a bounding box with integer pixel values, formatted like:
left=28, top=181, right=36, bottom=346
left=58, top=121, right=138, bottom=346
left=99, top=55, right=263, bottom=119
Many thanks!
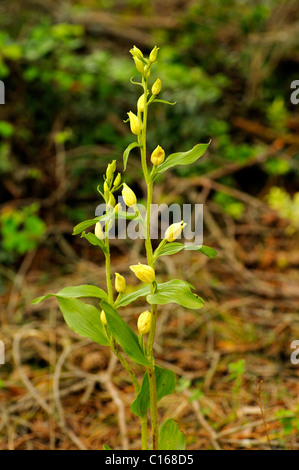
left=114, top=284, right=151, bottom=308
left=123, top=141, right=140, bottom=171
left=159, top=419, right=186, bottom=450
left=31, top=284, right=108, bottom=304
left=154, top=242, right=217, bottom=260
left=131, top=366, right=176, bottom=417
left=57, top=297, right=109, bottom=346
left=81, top=231, right=106, bottom=252
left=147, top=279, right=204, bottom=310
left=100, top=300, right=150, bottom=366
left=155, top=142, right=210, bottom=175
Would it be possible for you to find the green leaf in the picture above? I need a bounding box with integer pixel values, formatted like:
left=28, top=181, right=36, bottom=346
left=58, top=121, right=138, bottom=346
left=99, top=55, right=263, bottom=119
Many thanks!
left=155, top=142, right=210, bottom=174
left=103, top=444, right=112, bottom=450
left=57, top=297, right=109, bottom=346
left=100, top=301, right=150, bottom=366
left=131, top=366, right=176, bottom=417
left=81, top=231, right=106, bottom=252
left=73, top=218, right=99, bottom=235
left=147, top=280, right=204, bottom=310
left=123, top=142, right=140, bottom=171
left=154, top=242, right=185, bottom=260
left=151, top=99, right=176, bottom=106
left=31, top=285, right=108, bottom=304
left=185, top=244, right=217, bottom=258
left=154, top=242, right=217, bottom=261
left=114, top=285, right=151, bottom=308
left=159, top=419, right=186, bottom=450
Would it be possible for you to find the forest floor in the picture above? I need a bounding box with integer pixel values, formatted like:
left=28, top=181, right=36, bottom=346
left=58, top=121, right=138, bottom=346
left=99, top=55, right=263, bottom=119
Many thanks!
left=0, top=192, right=299, bottom=450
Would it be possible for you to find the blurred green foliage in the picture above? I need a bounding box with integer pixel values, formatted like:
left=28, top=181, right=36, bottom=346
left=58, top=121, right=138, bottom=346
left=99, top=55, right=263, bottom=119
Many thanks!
left=0, top=0, right=298, bottom=264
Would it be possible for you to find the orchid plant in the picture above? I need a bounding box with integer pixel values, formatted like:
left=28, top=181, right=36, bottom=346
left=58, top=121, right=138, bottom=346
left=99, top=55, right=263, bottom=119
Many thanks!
left=32, top=45, right=216, bottom=450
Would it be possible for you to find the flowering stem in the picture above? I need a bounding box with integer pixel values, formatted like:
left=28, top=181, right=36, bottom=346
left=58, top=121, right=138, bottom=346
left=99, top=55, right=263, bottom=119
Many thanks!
left=140, top=73, right=159, bottom=450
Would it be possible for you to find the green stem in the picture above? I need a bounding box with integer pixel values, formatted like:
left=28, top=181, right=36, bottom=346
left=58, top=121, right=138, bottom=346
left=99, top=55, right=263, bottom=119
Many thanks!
left=140, top=73, right=159, bottom=450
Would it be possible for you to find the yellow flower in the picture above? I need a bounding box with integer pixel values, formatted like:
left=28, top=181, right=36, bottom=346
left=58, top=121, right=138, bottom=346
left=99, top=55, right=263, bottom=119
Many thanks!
left=137, top=310, right=151, bottom=335
left=133, top=56, right=144, bottom=74
left=122, top=183, right=137, bottom=207
left=106, top=160, right=116, bottom=181
left=151, top=145, right=165, bottom=166
left=108, top=192, right=116, bottom=208
left=164, top=221, right=186, bottom=242
left=152, top=78, right=162, bottom=96
left=137, top=94, right=146, bottom=113
left=100, top=310, right=107, bottom=325
left=127, top=111, right=142, bottom=135
left=95, top=222, right=105, bottom=240
left=115, top=273, right=126, bottom=293
left=113, top=172, right=121, bottom=188
left=130, top=263, right=155, bottom=283
left=129, top=45, right=143, bottom=60
left=114, top=202, right=121, bottom=213
left=149, top=46, right=159, bottom=63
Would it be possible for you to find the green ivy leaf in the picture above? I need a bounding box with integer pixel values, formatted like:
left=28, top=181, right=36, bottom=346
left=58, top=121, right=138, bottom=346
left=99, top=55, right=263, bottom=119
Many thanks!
left=100, top=301, right=150, bottom=366
left=147, top=280, right=204, bottom=310
left=31, top=284, right=108, bottom=304
left=155, top=142, right=210, bottom=175
left=123, top=142, right=140, bottom=171
left=131, top=366, right=176, bottom=417
left=57, top=297, right=109, bottom=346
left=159, top=419, right=186, bottom=450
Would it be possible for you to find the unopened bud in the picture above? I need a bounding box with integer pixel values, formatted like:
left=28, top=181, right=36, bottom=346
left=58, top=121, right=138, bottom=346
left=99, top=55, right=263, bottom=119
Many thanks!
left=115, top=273, right=126, bottom=293
left=151, top=145, right=165, bottom=166
left=100, top=310, right=107, bottom=325
left=152, top=78, right=162, bottom=96
left=137, top=94, right=146, bottom=113
left=149, top=46, right=159, bottom=63
left=127, top=111, right=142, bottom=135
left=95, top=222, right=105, bottom=240
left=113, top=172, right=121, bottom=188
left=122, top=183, right=137, bottom=207
left=106, top=160, right=116, bottom=180
left=114, top=202, right=122, bottom=213
left=129, top=45, right=143, bottom=60
left=108, top=192, right=116, bottom=208
left=133, top=56, right=144, bottom=74
left=137, top=310, right=151, bottom=335
left=130, top=263, right=155, bottom=283
left=164, top=221, right=186, bottom=242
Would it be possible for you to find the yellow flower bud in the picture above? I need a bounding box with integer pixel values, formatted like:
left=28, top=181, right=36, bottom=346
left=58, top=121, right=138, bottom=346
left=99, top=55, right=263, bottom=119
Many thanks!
left=151, top=145, right=165, bottom=166
left=108, top=192, right=116, bottom=207
left=137, top=310, right=151, bottom=335
left=100, top=310, right=107, bottom=325
left=147, top=69, right=151, bottom=79
left=104, top=181, right=109, bottom=193
left=113, top=172, right=121, bottom=188
left=137, top=94, right=146, bottom=113
left=115, top=272, right=126, bottom=293
left=129, top=45, right=143, bottom=60
left=152, top=78, right=162, bottom=96
left=164, top=221, right=186, bottom=242
left=127, top=111, right=142, bottom=135
left=133, top=56, right=144, bottom=74
left=130, top=263, right=155, bottom=283
left=95, top=222, right=105, bottom=240
left=149, top=46, right=159, bottom=63
left=122, top=183, right=137, bottom=207
left=114, top=202, right=122, bottom=213
left=106, top=160, right=116, bottom=180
